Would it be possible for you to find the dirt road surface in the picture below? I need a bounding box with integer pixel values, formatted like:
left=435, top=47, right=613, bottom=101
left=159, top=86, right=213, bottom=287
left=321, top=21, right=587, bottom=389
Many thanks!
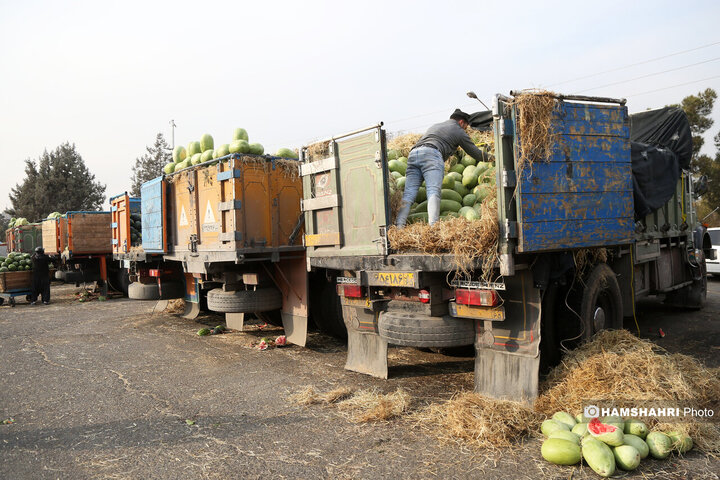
left=1, top=279, right=719, bottom=479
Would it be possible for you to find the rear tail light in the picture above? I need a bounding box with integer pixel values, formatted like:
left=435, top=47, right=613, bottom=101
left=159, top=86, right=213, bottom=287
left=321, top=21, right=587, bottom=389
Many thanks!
left=455, top=288, right=498, bottom=306
left=337, top=284, right=363, bottom=298
left=418, top=289, right=430, bottom=303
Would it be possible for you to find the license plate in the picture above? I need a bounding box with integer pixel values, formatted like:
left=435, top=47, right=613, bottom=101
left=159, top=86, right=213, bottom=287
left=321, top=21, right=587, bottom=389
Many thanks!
left=366, top=271, right=417, bottom=288
left=342, top=297, right=372, bottom=309
left=449, top=301, right=505, bottom=321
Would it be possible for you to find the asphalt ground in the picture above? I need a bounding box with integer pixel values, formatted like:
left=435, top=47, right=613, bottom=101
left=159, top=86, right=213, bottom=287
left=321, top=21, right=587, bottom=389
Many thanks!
left=1, top=279, right=719, bottom=479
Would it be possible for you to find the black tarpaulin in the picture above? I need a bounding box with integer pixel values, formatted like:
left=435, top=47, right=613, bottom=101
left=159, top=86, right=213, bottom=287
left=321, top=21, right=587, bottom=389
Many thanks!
left=630, top=106, right=692, bottom=169
left=468, top=110, right=493, bottom=131
left=629, top=107, right=692, bottom=218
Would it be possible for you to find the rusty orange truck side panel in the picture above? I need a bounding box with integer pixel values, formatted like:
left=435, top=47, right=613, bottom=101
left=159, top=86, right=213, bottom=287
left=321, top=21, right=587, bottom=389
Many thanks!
left=166, top=157, right=303, bottom=255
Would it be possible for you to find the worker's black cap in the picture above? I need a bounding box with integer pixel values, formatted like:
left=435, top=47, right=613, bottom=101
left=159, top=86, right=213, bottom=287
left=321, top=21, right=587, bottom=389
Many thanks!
left=450, top=109, right=470, bottom=123
left=35, top=246, right=44, bottom=254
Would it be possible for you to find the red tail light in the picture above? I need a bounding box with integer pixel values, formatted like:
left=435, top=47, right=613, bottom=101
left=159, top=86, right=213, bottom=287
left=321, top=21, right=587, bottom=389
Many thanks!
left=418, top=289, right=430, bottom=303
left=337, top=284, right=363, bottom=298
left=455, top=288, right=498, bottom=306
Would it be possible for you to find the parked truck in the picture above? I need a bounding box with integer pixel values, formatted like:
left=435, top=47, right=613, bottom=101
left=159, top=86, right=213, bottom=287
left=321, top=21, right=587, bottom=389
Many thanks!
left=6, top=222, right=43, bottom=254
left=41, top=211, right=116, bottom=294
left=300, top=92, right=713, bottom=400
left=110, top=192, right=183, bottom=299
left=145, top=153, right=313, bottom=345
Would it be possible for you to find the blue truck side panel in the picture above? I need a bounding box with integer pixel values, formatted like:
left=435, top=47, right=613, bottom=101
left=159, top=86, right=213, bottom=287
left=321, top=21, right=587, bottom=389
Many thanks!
left=517, top=101, right=634, bottom=252
left=141, top=177, right=165, bottom=253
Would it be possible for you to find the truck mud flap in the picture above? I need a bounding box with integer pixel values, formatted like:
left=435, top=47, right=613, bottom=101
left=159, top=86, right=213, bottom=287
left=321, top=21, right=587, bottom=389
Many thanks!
left=182, top=302, right=200, bottom=320
left=182, top=273, right=201, bottom=320
left=474, top=270, right=541, bottom=401
left=343, top=305, right=388, bottom=379
left=281, top=314, right=308, bottom=348
left=265, top=256, right=309, bottom=347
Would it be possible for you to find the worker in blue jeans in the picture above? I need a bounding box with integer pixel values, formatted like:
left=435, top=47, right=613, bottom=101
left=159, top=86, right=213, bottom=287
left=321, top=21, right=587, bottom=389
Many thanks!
left=395, top=109, right=486, bottom=226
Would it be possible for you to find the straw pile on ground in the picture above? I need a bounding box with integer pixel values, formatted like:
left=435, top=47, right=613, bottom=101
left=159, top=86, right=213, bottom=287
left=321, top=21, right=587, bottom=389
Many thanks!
left=164, top=298, right=186, bottom=314
left=535, top=329, right=720, bottom=454
left=415, top=393, right=542, bottom=450
left=289, top=387, right=412, bottom=423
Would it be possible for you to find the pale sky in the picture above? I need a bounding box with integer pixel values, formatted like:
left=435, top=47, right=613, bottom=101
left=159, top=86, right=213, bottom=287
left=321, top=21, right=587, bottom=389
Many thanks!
left=1, top=0, right=719, bottom=215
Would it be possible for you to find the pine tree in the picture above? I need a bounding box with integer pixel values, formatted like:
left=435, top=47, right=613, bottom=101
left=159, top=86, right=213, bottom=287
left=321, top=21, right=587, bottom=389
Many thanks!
left=130, top=133, right=171, bottom=196
left=6, top=143, right=106, bottom=221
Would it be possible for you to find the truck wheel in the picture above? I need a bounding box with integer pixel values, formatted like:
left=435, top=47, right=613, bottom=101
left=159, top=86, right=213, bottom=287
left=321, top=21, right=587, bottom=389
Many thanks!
left=378, top=311, right=475, bottom=348
left=580, top=263, right=623, bottom=341
left=128, top=282, right=161, bottom=300
left=310, top=276, right=346, bottom=341
left=206, top=287, right=282, bottom=313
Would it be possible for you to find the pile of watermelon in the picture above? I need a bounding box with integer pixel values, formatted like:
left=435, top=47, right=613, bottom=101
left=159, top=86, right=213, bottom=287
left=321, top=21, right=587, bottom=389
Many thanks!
left=130, top=212, right=142, bottom=246
left=0, top=253, right=33, bottom=272
left=7, top=217, right=29, bottom=228
left=163, top=128, right=299, bottom=175
left=540, top=412, right=693, bottom=477
left=388, top=144, right=495, bottom=223
left=46, top=212, right=62, bottom=219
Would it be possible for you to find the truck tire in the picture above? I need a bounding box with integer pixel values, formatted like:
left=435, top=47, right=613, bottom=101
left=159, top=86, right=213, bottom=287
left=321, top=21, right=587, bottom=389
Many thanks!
left=378, top=311, right=475, bottom=348
left=580, top=263, right=623, bottom=341
left=206, top=287, right=282, bottom=313
left=128, top=282, right=161, bottom=300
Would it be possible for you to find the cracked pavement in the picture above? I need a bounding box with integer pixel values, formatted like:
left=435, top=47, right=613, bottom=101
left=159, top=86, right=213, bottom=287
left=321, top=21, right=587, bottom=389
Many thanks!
left=1, top=282, right=719, bottom=479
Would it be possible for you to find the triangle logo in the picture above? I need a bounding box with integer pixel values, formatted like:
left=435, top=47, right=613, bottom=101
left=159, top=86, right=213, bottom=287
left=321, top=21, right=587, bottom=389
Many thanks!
left=179, top=205, right=188, bottom=226
left=204, top=200, right=216, bottom=224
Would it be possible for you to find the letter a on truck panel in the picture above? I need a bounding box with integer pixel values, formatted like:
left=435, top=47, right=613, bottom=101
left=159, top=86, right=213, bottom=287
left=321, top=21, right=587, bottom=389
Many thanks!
left=179, top=206, right=189, bottom=226
left=204, top=200, right=215, bottom=224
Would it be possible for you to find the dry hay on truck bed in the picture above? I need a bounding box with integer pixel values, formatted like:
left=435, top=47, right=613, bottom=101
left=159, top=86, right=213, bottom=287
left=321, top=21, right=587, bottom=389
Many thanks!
left=387, top=190, right=499, bottom=278
left=387, top=132, right=423, bottom=158
left=535, top=329, right=720, bottom=454
left=509, top=89, right=559, bottom=171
